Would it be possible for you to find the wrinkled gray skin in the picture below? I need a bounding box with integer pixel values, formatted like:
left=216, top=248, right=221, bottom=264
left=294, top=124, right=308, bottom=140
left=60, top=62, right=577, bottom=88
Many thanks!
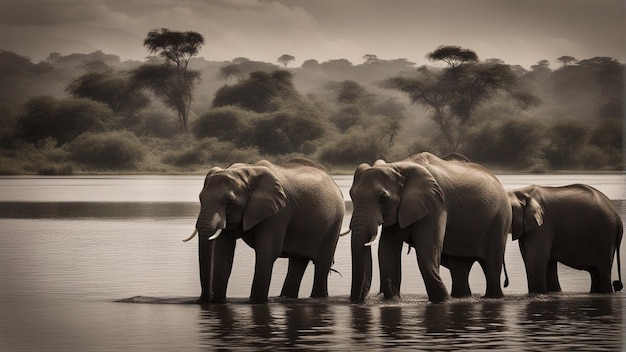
left=194, top=158, right=345, bottom=304
left=349, top=152, right=511, bottom=303
left=508, top=184, right=623, bottom=294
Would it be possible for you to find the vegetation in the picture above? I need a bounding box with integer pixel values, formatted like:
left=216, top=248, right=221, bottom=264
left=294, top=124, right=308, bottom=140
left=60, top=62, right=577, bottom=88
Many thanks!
left=133, top=28, right=205, bottom=133
left=0, top=37, right=622, bottom=175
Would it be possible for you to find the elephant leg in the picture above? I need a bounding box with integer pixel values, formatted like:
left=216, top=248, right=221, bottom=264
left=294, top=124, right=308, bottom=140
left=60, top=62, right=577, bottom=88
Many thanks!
left=250, top=250, right=277, bottom=303
left=447, top=256, right=473, bottom=298
left=311, top=224, right=341, bottom=299
left=479, top=258, right=504, bottom=298
left=211, top=236, right=236, bottom=303
left=311, top=259, right=331, bottom=298
left=519, top=237, right=550, bottom=294
left=412, top=216, right=449, bottom=303
left=379, top=227, right=403, bottom=300
left=589, top=267, right=613, bottom=293
left=546, top=259, right=562, bottom=292
left=281, top=257, right=308, bottom=298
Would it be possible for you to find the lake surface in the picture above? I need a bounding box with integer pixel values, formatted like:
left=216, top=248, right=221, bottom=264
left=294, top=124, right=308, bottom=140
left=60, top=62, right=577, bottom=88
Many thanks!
left=0, top=174, right=624, bottom=351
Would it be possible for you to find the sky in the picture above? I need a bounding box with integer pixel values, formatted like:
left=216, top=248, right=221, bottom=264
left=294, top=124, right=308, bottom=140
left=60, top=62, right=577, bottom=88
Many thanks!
left=0, top=0, right=623, bottom=69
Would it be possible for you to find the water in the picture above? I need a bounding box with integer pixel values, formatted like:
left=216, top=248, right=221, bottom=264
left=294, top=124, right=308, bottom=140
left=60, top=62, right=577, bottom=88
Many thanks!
left=0, top=174, right=624, bottom=351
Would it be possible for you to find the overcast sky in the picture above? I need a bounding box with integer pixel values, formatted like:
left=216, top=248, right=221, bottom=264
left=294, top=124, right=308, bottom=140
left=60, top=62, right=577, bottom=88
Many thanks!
left=0, top=0, right=623, bottom=69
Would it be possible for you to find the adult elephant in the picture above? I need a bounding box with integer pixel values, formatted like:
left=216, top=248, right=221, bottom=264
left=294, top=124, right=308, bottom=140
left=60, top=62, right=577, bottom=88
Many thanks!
left=508, top=184, right=623, bottom=294
left=184, top=158, right=345, bottom=303
left=349, top=152, right=511, bottom=303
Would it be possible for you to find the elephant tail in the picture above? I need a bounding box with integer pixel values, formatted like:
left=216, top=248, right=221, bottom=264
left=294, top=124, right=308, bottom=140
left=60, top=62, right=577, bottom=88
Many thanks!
left=613, top=221, right=623, bottom=292
left=503, top=256, right=510, bottom=288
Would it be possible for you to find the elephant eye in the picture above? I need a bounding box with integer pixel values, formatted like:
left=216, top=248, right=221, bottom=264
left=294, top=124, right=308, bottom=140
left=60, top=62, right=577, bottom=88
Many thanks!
left=379, top=191, right=391, bottom=203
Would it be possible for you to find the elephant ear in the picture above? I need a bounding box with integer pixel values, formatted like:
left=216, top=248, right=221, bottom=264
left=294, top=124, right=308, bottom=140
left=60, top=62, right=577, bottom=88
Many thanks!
left=515, top=191, right=544, bottom=236
left=396, top=163, right=445, bottom=229
left=243, top=167, right=288, bottom=231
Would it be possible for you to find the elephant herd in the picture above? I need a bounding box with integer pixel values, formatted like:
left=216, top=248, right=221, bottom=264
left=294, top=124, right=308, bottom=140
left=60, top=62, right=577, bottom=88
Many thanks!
left=183, top=152, right=623, bottom=304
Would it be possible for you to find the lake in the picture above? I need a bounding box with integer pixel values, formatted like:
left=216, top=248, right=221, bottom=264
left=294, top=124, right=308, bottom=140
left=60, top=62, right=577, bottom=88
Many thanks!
left=0, top=174, right=624, bottom=351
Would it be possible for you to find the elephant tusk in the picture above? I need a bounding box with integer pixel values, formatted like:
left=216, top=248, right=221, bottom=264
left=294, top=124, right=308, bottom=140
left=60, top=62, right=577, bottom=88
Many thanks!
left=364, top=225, right=383, bottom=247
left=182, top=228, right=198, bottom=242
left=339, top=229, right=351, bottom=237
left=208, top=228, right=223, bottom=241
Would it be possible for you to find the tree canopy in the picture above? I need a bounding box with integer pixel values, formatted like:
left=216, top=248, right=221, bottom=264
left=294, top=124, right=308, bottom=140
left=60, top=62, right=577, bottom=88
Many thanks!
left=136, top=28, right=205, bottom=133
left=387, top=45, right=538, bottom=152
left=277, top=54, right=295, bottom=68
left=143, top=28, right=205, bottom=70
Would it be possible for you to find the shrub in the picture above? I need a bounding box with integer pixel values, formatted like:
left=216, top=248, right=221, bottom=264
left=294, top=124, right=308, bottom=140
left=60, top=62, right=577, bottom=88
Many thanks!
left=246, top=111, right=327, bottom=154
left=463, top=118, right=545, bottom=168
left=192, top=106, right=251, bottom=142
left=320, top=127, right=388, bottom=165
left=16, top=96, right=119, bottom=145
left=161, top=137, right=261, bottom=168
left=69, top=131, right=146, bottom=170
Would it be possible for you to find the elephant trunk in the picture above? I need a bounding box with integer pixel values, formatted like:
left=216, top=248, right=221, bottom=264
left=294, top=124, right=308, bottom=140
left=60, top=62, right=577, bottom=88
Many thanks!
left=350, top=231, right=372, bottom=303
left=196, top=211, right=226, bottom=303
left=198, top=231, right=215, bottom=302
left=349, top=209, right=379, bottom=303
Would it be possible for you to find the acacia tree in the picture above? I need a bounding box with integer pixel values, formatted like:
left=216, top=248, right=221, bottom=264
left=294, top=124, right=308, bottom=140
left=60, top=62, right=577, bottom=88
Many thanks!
left=277, top=54, right=295, bottom=68
left=387, top=45, right=537, bottom=152
left=556, top=55, right=577, bottom=67
left=134, top=28, right=204, bottom=133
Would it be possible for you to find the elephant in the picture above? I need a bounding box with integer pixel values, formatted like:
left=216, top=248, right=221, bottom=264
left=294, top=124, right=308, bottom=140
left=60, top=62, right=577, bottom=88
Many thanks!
left=183, top=158, right=345, bottom=303
left=349, top=152, right=511, bottom=303
left=508, top=184, right=623, bottom=294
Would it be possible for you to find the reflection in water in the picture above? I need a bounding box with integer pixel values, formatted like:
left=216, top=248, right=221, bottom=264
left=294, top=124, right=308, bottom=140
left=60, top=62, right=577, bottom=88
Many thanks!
left=519, top=296, right=623, bottom=350
left=191, top=295, right=623, bottom=351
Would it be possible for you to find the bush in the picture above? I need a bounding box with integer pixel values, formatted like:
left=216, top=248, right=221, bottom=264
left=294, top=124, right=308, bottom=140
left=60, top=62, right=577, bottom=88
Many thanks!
left=69, top=131, right=146, bottom=170
left=192, top=106, right=251, bottom=142
left=246, top=111, right=327, bottom=154
left=161, top=137, right=261, bottom=168
left=320, top=127, right=388, bottom=165
left=16, top=96, right=120, bottom=145
left=136, top=110, right=179, bottom=138
left=463, top=118, right=546, bottom=168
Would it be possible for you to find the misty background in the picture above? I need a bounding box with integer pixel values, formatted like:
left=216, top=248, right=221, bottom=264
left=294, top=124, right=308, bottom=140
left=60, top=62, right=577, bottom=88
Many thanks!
left=0, top=0, right=623, bottom=174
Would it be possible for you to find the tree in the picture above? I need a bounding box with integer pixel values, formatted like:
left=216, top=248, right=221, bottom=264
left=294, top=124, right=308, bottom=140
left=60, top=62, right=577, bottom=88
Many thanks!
left=16, top=96, right=118, bottom=145
left=556, top=55, right=577, bottom=67
left=387, top=45, right=537, bottom=152
left=362, top=54, right=379, bottom=64
left=213, top=70, right=304, bottom=113
left=218, top=64, right=243, bottom=82
left=426, top=45, right=478, bottom=67
left=277, top=54, right=295, bottom=68
left=67, top=71, right=149, bottom=121
left=132, top=64, right=201, bottom=131
left=143, top=28, right=204, bottom=71
left=136, top=28, right=204, bottom=133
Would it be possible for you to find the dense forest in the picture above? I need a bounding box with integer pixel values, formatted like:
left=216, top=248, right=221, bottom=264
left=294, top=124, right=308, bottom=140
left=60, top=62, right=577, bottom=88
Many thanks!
left=0, top=39, right=623, bottom=174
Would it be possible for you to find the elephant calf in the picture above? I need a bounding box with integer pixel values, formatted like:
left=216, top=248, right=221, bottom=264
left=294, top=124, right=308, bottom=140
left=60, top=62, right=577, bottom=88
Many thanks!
left=185, top=158, right=345, bottom=303
left=508, top=184, right=623, bottom=294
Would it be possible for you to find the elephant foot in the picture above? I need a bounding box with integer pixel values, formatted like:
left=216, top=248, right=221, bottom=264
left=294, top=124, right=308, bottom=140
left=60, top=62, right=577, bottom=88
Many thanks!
left=310, top=292, right=329, bottom=299
left=209, top=297, right=227, bottom=304
left=198, top=294, right=213, bottom=304
left=483, top=292, right=504, bottom=299
left=450, top=290, right=472, bottom=298
left=384, top=295, right=402, bottom=303
left=248, top=296, right=269, bottom=304
left=428, top=294, right=449, bottom=304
